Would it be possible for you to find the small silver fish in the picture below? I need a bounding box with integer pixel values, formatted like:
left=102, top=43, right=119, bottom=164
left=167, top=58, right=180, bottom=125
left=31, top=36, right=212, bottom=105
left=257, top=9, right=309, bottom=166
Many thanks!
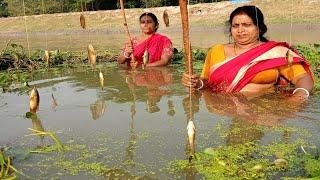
left=99, top=71, right=104, bottom=88
left=163, top=10, right=169, bottom=27
left=30, top=87, right=40, bottom=113
left=286, top=49, right=294, bottom=80
left=143, top=49, right=149, bottom=67
left=187, top=120, right=196, bottom=160
left=87, top=44, right=96, bottom=68
left=286, top=49, right=293, bottom=66
left=44, top=50, right=49, bottom=64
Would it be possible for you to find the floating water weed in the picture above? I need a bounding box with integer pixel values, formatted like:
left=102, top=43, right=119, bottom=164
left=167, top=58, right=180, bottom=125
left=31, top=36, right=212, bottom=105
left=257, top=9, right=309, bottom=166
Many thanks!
left=26, top=128, right=64, bottom=153
left=0, top=149, right=26, bottom=179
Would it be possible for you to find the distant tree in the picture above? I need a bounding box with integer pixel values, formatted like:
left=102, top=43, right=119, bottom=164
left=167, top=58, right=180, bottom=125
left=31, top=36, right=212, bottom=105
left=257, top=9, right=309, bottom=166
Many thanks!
left=92, top=0, right=118, bottom=10
left=3, top=0, right=229, bottom=17
left=0, top=0, right=9, bottom=17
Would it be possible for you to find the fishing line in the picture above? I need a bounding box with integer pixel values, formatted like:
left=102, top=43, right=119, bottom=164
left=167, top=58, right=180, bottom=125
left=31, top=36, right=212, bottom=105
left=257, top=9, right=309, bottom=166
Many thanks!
left=41, top=0, right=48, bottom=50
left=254, top=6, right=260, bottom=42
left=22, top=0, right=31, bottom=58
left=289, top=0, right=293, bottom=46
left=187, top=0, right=193, bottom=122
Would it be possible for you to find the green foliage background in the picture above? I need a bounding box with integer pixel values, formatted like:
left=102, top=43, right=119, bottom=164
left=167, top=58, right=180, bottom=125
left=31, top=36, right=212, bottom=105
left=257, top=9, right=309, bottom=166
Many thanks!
left=0, top=0, right=228, bottom=17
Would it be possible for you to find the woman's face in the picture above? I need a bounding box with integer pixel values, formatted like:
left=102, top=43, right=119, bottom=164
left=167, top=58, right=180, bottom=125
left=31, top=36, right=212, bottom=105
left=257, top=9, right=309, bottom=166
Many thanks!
left=140, top=15, right=157, bottom=35
left=231, top=13, right=259, bottom=45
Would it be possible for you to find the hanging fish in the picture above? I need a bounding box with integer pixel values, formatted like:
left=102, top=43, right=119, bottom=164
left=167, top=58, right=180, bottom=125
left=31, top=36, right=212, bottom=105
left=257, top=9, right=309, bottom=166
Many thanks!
left=143, top=49, right=149, bottom=68
left=44, top=50, right=49, bottom=64
left=187, top=120, right=196, bottom=161
left=51, top=93, right=58, bottom=109
left=286, top=49, right=294, bottom=80
left=163, top=10, right=170, bottom=27
left=80, top=14, right=86, bottom=29
left=99, top=71, right=104, bottom=88
left=286, top=49, right=293, bottom=65
left=30, top=87, right=40, bottom=113
left=87, top=44, right=96, bottom=68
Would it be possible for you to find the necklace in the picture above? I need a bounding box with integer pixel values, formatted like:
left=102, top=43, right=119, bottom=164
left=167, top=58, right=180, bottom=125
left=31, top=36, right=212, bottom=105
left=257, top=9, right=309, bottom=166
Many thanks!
left=234, top=41, right=261, bottom=56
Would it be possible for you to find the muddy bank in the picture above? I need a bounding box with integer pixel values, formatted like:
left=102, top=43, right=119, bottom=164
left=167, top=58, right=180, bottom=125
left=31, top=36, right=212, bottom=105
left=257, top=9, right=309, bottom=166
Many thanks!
left=0, top=24, right=319, bottom=52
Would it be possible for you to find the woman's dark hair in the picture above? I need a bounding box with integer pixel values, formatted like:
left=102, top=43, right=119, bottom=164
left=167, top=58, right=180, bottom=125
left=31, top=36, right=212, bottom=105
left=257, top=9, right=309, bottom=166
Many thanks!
left=228, top=5, right=268, bottom=42
left=139, top=12, right=159, bottom=31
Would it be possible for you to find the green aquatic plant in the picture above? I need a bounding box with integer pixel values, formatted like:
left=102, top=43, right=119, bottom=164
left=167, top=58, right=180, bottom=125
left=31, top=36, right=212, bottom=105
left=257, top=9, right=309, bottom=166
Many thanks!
left=0, top=148, right=27, bottom=179
left=26, top=128, right=65, bottom=153
left=170, top=119, right=320, bottom=179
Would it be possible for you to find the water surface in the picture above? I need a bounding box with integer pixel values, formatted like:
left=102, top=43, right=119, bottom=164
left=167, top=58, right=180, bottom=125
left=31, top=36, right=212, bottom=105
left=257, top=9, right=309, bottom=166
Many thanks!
left=0, top=64, right=319, bottom=179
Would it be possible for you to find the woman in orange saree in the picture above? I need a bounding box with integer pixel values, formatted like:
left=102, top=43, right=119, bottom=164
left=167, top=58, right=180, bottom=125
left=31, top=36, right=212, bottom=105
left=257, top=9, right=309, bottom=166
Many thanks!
left=182, top=5, right=313, bottom=99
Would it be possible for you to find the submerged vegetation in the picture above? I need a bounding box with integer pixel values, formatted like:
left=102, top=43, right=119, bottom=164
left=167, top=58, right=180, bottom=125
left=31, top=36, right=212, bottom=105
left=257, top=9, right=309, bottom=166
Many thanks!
left=169, top=122, right=320, bottom=179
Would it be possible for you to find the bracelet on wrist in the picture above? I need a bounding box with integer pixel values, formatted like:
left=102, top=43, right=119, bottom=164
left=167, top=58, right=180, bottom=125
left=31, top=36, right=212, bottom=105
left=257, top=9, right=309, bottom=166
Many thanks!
left=123, top=52, right=130, bottom=58
left=292, top=87, right=309, bottom=98
left=196, top=79, right=204, bottom=90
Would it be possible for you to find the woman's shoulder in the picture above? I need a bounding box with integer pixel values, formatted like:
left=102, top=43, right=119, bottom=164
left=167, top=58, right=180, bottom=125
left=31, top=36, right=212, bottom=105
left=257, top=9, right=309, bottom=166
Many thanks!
left=208, top=44, right=227, bottom=54
left=155, top=33, right=171, bottom=40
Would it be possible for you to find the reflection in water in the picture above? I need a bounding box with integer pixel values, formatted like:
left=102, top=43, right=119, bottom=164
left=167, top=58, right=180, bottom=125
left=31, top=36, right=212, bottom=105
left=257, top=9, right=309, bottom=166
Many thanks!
left=123, top=105, right=137, bottom=167
left=226, top=117, right=264, bottom=145
left=167, top=100, right=175, bottom=117
left=203, top=90, right=304, bottom=127
left=202, top=90, right=308, bottom=144
left=90, top=99, right=106, bottom=120
left=26, top=112, right=45, bottom=148
left=51, top=93, right=58, bottom=110
left=121, top=67, right=174, bottom=114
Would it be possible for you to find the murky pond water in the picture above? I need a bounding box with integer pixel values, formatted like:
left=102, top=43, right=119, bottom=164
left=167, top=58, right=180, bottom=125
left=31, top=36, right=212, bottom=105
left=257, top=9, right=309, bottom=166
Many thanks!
left=1, top=64, right=320, bottom=179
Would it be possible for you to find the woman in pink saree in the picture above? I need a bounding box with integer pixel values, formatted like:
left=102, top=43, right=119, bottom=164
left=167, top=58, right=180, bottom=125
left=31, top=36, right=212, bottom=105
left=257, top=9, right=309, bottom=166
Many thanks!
left=182, top=6, right=313, bottom=100
left=118, top=12, right=173, bottom=68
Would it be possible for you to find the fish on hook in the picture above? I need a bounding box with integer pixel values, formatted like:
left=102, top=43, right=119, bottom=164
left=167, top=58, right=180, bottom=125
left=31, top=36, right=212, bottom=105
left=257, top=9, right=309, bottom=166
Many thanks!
left=286, top=49, right=294, bottom=66
left=99, top=71, right=104, bottom=88
left=286, top=49, right=294, bottom=80
left=51, top=93, right=58, bottom=109
left=44, top=50, right=50, bottom=64
left=87, top=44, right=96, bottom=68
left=30, top=87, right=40, bottom=113
left=143, top=49, right=149, bottom=68
left=163, top=10, right=170, bottom=27
left=187, top=120, right=196, bottom=161
left=80, top=14, right=86, bottom=29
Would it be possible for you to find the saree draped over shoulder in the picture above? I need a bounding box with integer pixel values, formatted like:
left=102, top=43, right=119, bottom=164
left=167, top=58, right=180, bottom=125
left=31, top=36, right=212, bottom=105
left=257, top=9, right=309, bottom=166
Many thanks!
left=122, top=33, right=173, bottom=65
left=206, top=41, right=313, bottom=93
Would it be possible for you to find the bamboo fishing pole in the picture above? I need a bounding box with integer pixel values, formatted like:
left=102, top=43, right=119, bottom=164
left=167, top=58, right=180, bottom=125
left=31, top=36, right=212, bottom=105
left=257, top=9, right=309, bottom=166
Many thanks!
left=119, top=0, right=136, bottom=63
left=179, top=0, right=193, bottom=75
left=179, top=0, right=196, bottom=162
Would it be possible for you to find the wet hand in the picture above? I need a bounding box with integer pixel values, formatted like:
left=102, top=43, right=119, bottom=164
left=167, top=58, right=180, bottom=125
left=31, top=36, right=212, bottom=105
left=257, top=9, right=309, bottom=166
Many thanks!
left=124, top=43, right=133, bottom=55
left=181, top=72, right=200, bottom=89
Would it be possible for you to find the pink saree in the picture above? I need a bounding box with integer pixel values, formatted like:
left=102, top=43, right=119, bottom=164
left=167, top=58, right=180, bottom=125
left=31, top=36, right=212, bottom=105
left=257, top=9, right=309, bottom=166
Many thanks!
left=208, top=41, right=313, bottom=93
left=122, top=33, right=173, bottom=65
